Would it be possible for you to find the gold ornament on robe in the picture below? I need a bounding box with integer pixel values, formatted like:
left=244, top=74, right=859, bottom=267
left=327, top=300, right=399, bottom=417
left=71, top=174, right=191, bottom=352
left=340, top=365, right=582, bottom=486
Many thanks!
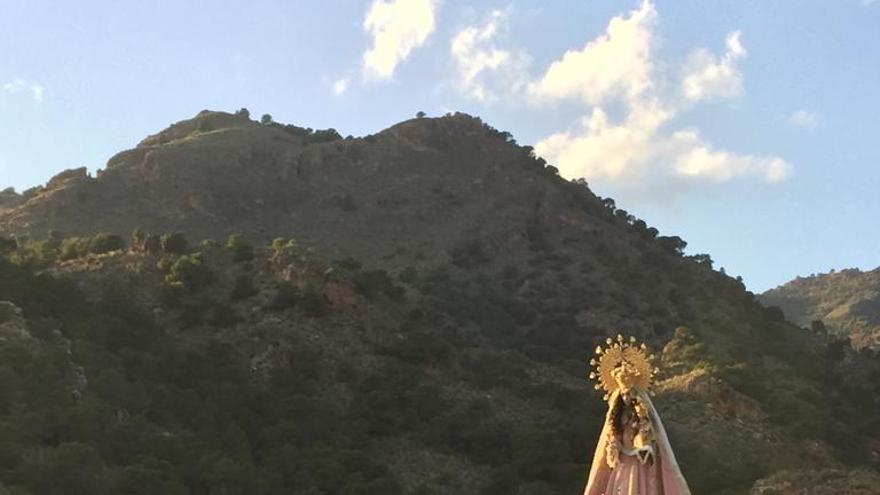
left=587, top=334, right=659, bottom=401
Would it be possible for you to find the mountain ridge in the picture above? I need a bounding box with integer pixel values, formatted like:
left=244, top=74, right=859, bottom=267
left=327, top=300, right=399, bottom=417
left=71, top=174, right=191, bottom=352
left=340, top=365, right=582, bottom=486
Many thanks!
left=2, top=110, right=575, bottom=264
left=760, top=267, right=880, bottom=349
left=0, top=109, right=878, bottom=494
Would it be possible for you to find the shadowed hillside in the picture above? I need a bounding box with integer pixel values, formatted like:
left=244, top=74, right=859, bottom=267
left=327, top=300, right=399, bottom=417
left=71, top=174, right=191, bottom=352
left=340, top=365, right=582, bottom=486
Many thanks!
left=0, top=110, right=878, bottom=494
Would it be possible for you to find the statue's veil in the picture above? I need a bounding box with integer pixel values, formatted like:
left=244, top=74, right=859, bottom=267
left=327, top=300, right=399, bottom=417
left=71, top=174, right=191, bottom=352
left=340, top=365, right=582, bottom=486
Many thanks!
left=583, top=389, right=691, bottom=495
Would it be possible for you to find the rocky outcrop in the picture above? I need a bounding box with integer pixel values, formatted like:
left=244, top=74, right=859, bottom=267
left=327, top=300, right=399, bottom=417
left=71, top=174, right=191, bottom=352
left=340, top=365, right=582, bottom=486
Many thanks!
left=0, top=188, right=24, bottom=211
left=46, top=166, right=91, bottom=190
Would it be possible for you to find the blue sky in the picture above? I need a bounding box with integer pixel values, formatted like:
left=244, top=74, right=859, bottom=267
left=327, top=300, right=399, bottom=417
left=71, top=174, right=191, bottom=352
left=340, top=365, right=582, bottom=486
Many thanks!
left=1, top=0, right=878, bottom=292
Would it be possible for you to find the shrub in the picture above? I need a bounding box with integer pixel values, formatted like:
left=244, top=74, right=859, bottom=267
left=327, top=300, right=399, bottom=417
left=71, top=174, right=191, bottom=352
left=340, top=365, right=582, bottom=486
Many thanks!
left=59, top=237, right=91, bottom=260
left=165, top=253, right=212, bottom=290
left=308, top=128, right=341, bottom=143
left=12, top=240, right=57, bottom=267
left=226, top=234, right=254, bottom=262
left=160, top=233, right=189, bottom=255
left=271, top=237, right=289, bottom=252
left=143, top=234, right=162, bottom=254
left=89, top=233, right=125, bottom=254
left=131, top=229, right=146, bottom=251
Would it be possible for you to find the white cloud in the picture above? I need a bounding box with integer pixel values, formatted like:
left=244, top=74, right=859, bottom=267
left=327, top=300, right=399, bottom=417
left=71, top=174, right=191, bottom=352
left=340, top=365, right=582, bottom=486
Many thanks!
left=671, top=129, right=791, bottom=182
left=333, top=78, right=350, bottom=95
left=362, top=0, right=437, bottom=81
left=681, top=31, right=746, bottom=102
left=2, top=79, right=46, bottom=103
left=30, top=84, right=46, bottom=103
left=531, top=1, right=790, bottom=194
left=528, top=0, right=656, bottom=106
left=2, top=80, right=26, bottom=94
left=788, top=109, right=819, bottom=130
left=535, top=103, right=670, bottom=182
left=535, top=105, right=791, bottom=186
left=450, top=9, right=528, bottom=102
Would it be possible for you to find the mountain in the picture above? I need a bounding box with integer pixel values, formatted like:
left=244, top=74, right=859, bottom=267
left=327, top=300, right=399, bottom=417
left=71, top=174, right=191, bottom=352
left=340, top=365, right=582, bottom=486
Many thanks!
left=760, top=268, right=880, bottom=349
left=2, top=110, right=592, bottom=268
left=0, top=110, right=878, bottom=494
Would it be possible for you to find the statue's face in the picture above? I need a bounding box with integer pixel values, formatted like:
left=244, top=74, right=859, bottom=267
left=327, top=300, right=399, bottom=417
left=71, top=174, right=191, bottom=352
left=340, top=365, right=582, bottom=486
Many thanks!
left=612, top=362, right=634, bottom=395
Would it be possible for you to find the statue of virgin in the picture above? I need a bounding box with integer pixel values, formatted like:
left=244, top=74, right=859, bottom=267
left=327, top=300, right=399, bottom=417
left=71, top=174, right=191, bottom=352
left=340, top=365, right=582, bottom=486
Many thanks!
left=583, top=336, right=691, bottom=495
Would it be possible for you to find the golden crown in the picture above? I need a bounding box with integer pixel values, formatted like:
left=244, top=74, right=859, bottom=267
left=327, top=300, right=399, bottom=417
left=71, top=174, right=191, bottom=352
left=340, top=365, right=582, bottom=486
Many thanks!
left=588, top=334, right=659, bottom=401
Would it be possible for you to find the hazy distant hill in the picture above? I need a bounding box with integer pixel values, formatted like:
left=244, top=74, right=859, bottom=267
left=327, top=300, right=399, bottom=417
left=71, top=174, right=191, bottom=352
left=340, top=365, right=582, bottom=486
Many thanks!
left=0, top=110, right=877, bottom=494
left=760, top=268, right=880, bottom=349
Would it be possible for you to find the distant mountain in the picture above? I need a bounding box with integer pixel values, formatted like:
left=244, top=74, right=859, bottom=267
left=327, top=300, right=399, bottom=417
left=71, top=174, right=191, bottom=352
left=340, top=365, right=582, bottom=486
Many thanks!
left=760, top=268, right=880, bottom=349
left=0, top=110, right=878, bottom=494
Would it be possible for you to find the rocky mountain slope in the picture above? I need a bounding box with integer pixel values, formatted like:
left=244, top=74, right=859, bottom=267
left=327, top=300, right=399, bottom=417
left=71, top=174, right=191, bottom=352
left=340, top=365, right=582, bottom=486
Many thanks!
left=1, top=110, right=878, bottom=494
left=2, top=110, right=600, bottom=269
left=760, top=268, right=880, bottom=349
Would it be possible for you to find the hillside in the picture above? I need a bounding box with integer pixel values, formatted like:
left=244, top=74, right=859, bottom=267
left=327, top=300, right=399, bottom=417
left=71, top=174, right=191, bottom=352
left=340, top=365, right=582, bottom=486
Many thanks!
left=0, top=110, right=878, bottom=495
left=2, top=109, right=600, bottom=268
left=760, top=268, right=880, bottom=349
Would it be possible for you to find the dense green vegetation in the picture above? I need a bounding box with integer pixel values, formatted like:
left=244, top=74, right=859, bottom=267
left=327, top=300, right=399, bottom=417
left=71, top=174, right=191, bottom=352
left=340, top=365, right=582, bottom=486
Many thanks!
left=0, top=244, right=401, bottom=494
left=0, top=111, right=877, bottom=494
left=0, top=236, right=595, bottom=494
left=1, top=229, right=878, bottom=495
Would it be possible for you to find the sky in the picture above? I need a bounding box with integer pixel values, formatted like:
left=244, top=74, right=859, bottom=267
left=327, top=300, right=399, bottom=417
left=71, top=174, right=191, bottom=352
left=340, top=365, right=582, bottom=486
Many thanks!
left=1, top=0, right=878, bottom=292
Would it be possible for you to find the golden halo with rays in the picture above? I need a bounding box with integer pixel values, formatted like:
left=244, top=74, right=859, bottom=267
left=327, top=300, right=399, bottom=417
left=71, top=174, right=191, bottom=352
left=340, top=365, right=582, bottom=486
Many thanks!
left=587, top=334, right=659, bottom=401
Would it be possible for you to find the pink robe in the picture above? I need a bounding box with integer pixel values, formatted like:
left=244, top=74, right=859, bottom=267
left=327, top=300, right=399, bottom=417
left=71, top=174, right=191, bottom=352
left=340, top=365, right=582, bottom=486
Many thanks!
left=583, top=390, right=691, bottom=495
left=602, top=422, right=660, bottom=495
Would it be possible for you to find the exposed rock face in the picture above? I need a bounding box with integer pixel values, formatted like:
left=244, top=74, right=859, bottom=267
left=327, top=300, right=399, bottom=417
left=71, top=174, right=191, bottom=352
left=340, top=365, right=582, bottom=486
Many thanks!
left=760, top=268, right=880, bottom=349
left=0, top=111, right=603, bottom=270
left=46, top=166, right=91, bottom=190
left=0, top=188, right=24, bottom=212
